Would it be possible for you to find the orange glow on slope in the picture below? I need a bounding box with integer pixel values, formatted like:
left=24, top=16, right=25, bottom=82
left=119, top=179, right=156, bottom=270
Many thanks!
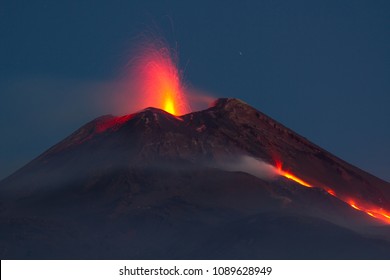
left=275, top=162, right=312, bottom=188
left=327, top=189, right=336, bottom=196
left=274, top=161, right=390, bottom=224
left=128, top=38, right=191, bottom=116
left=280, top=171, right=312, bottom=188
left=350, top=203, right=360, bottom=210
left=347, top=200, right=390, bottom=223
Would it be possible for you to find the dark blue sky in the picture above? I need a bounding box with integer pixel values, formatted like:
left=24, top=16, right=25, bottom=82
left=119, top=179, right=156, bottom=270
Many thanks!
left=1, top=0, right=389, bottom=181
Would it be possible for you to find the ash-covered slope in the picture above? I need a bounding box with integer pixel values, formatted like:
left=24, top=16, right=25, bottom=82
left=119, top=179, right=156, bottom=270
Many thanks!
left=0, top=98, right=389, bottom=259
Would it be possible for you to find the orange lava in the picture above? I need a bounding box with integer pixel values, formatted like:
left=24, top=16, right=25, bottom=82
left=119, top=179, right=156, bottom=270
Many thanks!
left=275, top=161, right=390, bottom=224
left=275, top=162, right=312, bottom=188
left=350, top=203, right=360, bottom=210
left=129, top=39, right=191, bottom=116
left=327, top=189, right=336, bottom=196
left=279, top=171, right=313, bottom=188
left=347, top=200, right=390, bottom=223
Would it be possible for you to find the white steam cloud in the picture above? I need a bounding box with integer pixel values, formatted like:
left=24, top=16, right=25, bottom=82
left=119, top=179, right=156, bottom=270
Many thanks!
left=217, top=155, right=278, bottom=180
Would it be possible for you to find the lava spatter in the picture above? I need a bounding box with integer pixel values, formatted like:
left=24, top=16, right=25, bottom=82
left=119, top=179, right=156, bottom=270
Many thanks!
left=128, top=38, right=191, bottom=116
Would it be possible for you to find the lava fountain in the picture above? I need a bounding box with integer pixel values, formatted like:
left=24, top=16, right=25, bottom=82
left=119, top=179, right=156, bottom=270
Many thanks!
left=127, top=38, right=191, bottom=116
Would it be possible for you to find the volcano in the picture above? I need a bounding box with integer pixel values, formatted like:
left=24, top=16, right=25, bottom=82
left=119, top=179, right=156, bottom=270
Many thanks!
left=1, top=98, right=390, bottom=259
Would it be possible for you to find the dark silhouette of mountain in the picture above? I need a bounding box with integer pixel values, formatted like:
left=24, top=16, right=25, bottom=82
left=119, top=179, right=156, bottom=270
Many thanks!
left=1, top=98, right=389, bottom=259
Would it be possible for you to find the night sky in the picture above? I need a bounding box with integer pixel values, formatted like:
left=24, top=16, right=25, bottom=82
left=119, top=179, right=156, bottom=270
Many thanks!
left=0, top=0, right=389, bottom=181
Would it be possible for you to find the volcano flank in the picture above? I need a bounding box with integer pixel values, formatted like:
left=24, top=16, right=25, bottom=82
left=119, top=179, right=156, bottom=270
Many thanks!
left=1, top=98, right=390, bottom=259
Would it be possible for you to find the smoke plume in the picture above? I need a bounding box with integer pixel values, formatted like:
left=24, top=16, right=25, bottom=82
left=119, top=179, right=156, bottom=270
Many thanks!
left=218, top=155, right=278, bottom=180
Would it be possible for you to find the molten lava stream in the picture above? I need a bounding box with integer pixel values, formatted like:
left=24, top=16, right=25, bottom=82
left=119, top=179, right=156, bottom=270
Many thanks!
left=278, top=171, right=312, bottom=188
left=275, top=163, right=390, bottom=224
left=347, top=200, right=390, bottom=222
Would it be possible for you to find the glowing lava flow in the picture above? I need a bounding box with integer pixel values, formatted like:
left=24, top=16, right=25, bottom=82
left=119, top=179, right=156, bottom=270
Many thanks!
left=279, top=171, right=312, bottom=188
left=275, top=162, right=390, bottom=224
left=275, top=162, right=312, bottom=188
left=129, top=39, right=191, bottom=116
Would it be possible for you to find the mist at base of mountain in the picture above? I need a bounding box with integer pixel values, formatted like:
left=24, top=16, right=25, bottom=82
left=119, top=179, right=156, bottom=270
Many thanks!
left=1, top=167, right=389, bottom=259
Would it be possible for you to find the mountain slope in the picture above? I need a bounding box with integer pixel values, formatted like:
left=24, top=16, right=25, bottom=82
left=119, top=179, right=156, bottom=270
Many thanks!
left=0, top=98, right=389, bottom=259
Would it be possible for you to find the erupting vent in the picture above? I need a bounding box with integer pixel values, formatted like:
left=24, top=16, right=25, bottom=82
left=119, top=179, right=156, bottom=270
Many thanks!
left=129, top=38, right=191, bottom=116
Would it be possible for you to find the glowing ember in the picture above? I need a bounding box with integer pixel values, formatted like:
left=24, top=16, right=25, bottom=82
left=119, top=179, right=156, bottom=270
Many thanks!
left=274, top=161, right=390, bottom=224
left=350, top=203, right=360, bottom=210
left=327, top=189, right=336, bottom=196
left=367, top=212, right=375, bottom=217
left=129, top=38, right=191, bottom=116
